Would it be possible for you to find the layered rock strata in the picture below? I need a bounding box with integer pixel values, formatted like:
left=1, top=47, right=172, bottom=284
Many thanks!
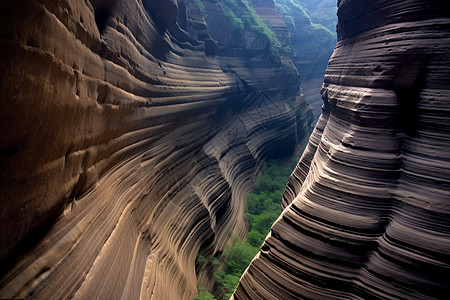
left=252, top=0, right=290, bottom=46
left=235, top=0, right=450, bottom=299
left=0, top=0, right=311, bottom=299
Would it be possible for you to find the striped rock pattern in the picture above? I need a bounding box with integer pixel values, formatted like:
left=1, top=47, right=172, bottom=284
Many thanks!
left=235, top=0, right=450, bottom=299
left=300, top=78, right=324, bottom=124
left=0, top=0, right=311, bottom=299
left=252, top=0, right=290, bottom=46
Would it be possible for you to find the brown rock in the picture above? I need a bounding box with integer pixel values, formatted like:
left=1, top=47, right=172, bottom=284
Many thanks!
left=0, top=0, right=312, bottom=299
left=235, top=0, right=450, bottom=299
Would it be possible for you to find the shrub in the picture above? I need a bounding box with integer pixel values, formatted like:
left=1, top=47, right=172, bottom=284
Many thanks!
left=223, top=274, right=241, bottom=293
left=220, top=0, right=282, bottom=54
left=223, top=237, right=258, bottom=274
left=247, top=229, right=265, bottom=247
left=223, top=7, right=244, bottom=36
left=199, top=159, right=297, bottom=299
left=209, top=256, right=220, bottom=265
left=196, top=286, right=217, bottom=300
left=197, top=254, right=207, bottom=264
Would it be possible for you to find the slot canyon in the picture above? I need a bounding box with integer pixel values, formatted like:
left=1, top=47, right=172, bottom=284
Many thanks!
left=0, top=0, right=449, bottom=299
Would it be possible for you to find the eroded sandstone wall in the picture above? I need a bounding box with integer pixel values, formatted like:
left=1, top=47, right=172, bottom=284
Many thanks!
left=0, top=0, right=311, bottom=299
left=235, top=0, right=450, bottom=299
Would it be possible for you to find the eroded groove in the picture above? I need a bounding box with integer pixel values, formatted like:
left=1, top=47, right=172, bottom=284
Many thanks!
left=235, top=1, right=450, bottom=299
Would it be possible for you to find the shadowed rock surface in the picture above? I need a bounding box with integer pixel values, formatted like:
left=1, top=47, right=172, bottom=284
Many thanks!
left=273, top=0, right=336, bottom=81
left=267, top=0, right=336, bottom=128
left=300, top=78, right=324, bottom=124
left=234, top=0, right=450, bottom=299
left=0, top=0, right=312, bottom=299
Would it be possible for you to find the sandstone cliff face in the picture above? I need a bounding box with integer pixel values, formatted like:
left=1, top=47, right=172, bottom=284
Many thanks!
left=0, top=0, right=311, bottom=299
left=235, top=0, right=450, bottom=299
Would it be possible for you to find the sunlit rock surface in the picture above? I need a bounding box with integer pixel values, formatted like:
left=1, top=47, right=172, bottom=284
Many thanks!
left=235, top=0, right=450, bottom=299
left=0, top=0, right=312, bottom=299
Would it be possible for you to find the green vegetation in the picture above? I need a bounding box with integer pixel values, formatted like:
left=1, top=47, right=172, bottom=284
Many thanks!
left=220, top=0, right=282, bottom=54
left=195, top=159, right=297, bottom=300
left=197, top=254, right=207, bottom=264
left=273, top=0, right=337, bottom=80
left=282, top=45, right=292, bottom=55
left=196, top=286, right=216, bottom=300
left=193, top=0, right=206, bottom=14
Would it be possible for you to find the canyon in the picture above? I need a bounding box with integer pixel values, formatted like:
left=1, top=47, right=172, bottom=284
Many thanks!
left=0, top=0, right=313, bottom=299
left=235, top=0, right=450, bottom=299
left=0, top=0, right=449, bottom=300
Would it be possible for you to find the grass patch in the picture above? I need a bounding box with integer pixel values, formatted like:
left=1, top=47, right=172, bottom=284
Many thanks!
left=196, top=159, right=298, bottom=299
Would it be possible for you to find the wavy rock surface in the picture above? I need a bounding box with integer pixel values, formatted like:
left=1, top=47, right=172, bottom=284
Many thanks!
left=0, top=0, right=312, bottom=299
left=235, top=0, right=450, bottom=299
